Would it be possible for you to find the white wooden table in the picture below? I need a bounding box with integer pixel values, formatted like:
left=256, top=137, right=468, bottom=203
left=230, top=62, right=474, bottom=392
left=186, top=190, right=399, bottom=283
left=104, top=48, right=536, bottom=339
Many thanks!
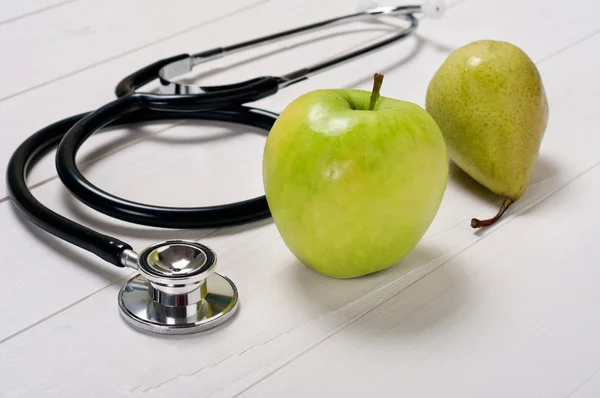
left=1, top=0, right=599, bottom=396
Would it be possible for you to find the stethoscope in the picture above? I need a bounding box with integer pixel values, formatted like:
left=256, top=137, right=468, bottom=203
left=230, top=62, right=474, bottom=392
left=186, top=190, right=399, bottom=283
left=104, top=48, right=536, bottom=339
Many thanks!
left=7, top=2, right=445, bottom=335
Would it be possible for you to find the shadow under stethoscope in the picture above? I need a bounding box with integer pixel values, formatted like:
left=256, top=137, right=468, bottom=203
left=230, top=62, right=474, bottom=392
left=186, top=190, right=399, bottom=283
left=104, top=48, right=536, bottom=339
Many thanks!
left=10, top=204, right=128, bottom=283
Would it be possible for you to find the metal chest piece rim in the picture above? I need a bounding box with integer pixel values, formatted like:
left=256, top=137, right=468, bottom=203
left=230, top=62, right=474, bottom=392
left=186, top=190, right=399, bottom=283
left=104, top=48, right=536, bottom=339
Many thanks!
left=118, top=240, right=239, bottom=335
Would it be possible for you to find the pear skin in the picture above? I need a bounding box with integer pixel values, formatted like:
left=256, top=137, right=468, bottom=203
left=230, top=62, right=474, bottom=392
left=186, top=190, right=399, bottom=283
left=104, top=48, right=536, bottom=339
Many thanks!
left=425, top=40, right=549, bottom=228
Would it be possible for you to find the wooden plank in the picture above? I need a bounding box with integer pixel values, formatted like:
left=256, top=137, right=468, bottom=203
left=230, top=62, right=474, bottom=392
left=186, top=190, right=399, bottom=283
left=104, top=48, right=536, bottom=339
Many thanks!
left=0, top=0, right=265, bottom=101
left=0, top=2, right=599, bottom=395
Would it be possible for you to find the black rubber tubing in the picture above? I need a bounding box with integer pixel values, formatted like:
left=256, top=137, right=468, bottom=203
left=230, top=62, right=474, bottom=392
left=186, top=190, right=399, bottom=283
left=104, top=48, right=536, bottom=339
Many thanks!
left=56, top=103, right=277, bottom=228
left=7, top=106, right=277, bottom=267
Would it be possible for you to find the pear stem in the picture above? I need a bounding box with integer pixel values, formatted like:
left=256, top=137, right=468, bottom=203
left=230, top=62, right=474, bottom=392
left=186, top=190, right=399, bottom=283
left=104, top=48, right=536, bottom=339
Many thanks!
left=471, top=197, right=514, bottom=229
left=368, top=73, right=384, bottom=111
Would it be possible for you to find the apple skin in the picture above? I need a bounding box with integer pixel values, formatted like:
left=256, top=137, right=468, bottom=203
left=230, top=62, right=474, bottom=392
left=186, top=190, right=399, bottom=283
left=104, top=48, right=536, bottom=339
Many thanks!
left=262, top=89, right=448, bottom=278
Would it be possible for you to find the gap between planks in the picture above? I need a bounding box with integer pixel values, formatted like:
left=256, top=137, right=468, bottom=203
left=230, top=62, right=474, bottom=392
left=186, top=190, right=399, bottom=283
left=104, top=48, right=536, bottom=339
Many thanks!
left=0, top=0, right=272, bottom=104
left=0, top=0, right=78, bottom=27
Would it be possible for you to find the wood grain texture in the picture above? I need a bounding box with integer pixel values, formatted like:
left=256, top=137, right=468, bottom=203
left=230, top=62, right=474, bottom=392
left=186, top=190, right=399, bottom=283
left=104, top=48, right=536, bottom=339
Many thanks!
left=1, top=0, right=599, bottom=396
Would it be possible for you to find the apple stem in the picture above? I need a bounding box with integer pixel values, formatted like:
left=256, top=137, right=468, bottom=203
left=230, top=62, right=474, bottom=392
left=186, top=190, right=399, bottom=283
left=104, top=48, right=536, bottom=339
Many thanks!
left=368, top=73, right=384, bottom=111
left=471, top=197, right=514, bottom=229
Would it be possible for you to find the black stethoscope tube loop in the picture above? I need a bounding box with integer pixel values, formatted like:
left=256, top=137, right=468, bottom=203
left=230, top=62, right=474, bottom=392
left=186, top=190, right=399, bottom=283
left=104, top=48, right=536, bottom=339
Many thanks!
left=7, top=107, right=277, bottom=267
left=56, top=105, right=277, bottom=229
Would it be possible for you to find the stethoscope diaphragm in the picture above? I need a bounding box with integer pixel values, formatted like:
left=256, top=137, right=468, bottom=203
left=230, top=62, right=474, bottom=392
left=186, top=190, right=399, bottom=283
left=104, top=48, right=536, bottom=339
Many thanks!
left=118, top=240, right=239, bottom=335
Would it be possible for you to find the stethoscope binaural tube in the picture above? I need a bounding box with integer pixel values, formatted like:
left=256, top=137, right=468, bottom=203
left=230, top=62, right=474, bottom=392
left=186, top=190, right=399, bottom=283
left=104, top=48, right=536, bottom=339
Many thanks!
left=115, top=8, right=420, bottom=97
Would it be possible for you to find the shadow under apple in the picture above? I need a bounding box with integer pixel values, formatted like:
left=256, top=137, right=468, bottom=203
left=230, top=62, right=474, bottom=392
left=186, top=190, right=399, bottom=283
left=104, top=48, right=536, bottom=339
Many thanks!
left=284, top=242, right=467, bottom=335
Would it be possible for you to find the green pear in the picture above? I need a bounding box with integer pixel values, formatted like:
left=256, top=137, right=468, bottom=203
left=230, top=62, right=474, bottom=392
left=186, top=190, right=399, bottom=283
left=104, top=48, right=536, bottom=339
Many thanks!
left=425, top=40, right=549, bottom=228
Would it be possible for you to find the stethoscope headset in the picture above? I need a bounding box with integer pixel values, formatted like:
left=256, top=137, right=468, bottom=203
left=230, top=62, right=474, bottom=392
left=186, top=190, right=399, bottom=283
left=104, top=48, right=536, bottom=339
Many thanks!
left=7, top=2, right=445, bottom=335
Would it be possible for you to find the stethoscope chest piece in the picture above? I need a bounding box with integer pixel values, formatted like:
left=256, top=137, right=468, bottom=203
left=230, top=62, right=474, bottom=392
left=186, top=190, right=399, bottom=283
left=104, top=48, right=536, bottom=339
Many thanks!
left=118, top=240, right=239, bottom=335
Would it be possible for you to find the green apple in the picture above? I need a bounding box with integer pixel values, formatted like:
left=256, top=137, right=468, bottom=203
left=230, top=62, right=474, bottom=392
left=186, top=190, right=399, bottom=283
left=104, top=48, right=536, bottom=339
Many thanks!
left=262, top=75, right=448, bottom=278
